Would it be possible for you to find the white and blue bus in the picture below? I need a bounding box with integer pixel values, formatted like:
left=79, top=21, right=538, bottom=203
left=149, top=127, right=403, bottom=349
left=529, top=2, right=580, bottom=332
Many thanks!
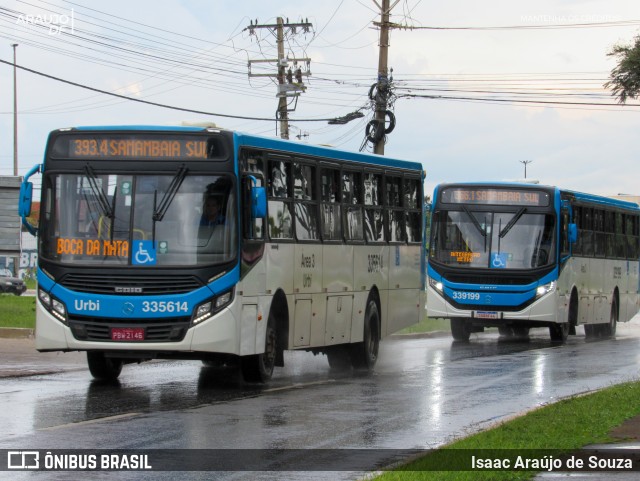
left=427, top=182, right=640, bottom=342
left=20, top=126, right=426, bottom=381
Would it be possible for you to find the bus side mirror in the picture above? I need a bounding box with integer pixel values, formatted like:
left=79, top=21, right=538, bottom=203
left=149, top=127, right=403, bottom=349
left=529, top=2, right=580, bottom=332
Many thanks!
left=19, top=181, right=33, bottom=218
left=19, top=163, right=41, bottom=236
left=568, top=223, right=578, bottom=244
left=251, top=186, right=267, bottom=219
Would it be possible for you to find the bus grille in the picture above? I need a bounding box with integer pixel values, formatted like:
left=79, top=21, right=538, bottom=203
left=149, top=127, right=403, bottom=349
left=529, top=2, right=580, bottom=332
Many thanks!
left=59, top=274, right=203, bottom=295
left=445, top=274, right=535, bottom=286
left=69, top=317, right=191, bottom=342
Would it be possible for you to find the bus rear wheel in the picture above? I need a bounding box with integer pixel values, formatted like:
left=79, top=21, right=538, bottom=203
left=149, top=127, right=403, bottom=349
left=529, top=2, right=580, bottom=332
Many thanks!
left=241, top=312, right=277, bottom=383
left=350, top=298, right=380, bottom=371
left=87, top=352, right=123, bottom=381
left=602, top=298, right=618, bottom=338
left=451, top=318, right=471, bottom=342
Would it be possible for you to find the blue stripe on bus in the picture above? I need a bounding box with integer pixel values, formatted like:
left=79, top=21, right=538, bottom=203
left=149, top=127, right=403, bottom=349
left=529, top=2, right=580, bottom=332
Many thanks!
left=73, top=125, right=207, bottom=132
left=41, top=266, right=240, bottom=319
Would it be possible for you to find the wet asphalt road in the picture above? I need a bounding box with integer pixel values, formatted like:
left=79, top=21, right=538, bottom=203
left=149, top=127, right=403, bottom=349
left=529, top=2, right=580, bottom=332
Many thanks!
left=2, top=321, right=640, bottom=480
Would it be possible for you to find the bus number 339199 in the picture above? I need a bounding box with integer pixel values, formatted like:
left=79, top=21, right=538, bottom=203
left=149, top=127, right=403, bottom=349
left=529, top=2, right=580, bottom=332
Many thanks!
left=452, top=291, right=481, bottom=301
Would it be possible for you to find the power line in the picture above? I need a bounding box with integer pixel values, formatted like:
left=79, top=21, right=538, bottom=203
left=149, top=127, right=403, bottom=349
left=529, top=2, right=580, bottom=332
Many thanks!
left=387, top=19, right=640, bottom=31
left=0, top=59, right=340, bottom=122
left=398, top=92, right=640, bottom=109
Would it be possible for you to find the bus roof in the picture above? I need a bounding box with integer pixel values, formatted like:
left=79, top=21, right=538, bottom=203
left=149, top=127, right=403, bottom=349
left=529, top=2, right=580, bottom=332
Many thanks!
left=434, top=182, right=640, bottom=212
left=58, top=125, right=424, bottom=173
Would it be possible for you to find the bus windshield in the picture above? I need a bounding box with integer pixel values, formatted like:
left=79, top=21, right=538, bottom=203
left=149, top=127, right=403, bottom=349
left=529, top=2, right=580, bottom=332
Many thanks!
left=430, top=209, right=556, bottom=269
left=40, top=173, right=237, bottom=267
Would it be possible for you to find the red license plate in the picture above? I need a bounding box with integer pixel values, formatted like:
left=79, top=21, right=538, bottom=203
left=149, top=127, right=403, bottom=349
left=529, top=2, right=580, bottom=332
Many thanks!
left=111, top=327, right=145, bottom=341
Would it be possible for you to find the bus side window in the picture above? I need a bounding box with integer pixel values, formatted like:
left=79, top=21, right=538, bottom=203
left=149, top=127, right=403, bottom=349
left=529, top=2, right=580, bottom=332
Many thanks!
left=321, top=168, right=342, bottom=241
left=364, top=172, right=384, bottom=242
left=267, top=158, right=293, bottom=240
left=293, top=162, right=318, bottom=240
left=573, top=206, right=582, bottom=255
left=343, top=171, right=364, bottom=241
left=582, top=207, right=594, bottom=257
left=404, top=178, right=422, bottom=243
left=560, top=209, right=570, bottom=257
left=242, top=175, right=264, bottom=241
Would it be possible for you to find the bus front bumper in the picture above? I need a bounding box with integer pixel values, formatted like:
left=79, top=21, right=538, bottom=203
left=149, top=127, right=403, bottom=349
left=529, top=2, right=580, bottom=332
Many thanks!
left=34, top=301, right=241, bottom=356
left=426, top=283, right=564, bottom=325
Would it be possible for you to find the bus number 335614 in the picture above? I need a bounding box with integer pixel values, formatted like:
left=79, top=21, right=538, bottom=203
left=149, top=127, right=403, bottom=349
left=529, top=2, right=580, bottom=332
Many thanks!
left=142, top=301, right=189, bottom=313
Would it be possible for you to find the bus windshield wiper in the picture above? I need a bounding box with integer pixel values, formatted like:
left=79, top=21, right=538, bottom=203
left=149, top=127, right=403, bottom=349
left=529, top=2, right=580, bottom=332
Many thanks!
left=462, top=205, right=486, bottom=237
left=499, top=207, right=527, bottom=238
left=153, top=166, right=188, bottom=222
left=84, top=165, right=113, bottom=219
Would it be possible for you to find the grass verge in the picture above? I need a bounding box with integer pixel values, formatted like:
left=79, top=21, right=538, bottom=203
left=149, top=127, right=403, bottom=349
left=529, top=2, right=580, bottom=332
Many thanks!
left=375, top=380, right=640, bottom=480
left=0, top=294, right=36, bottom=329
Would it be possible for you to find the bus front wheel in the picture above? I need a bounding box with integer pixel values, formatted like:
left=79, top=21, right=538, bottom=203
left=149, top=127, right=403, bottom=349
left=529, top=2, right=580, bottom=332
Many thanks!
left=87, top=352, right=123, bottom=381
left=241, top=312, right=277, bottom=383
left=549, top=322, right=569, bottom=343
left=451, top=318, right=471, bottom=342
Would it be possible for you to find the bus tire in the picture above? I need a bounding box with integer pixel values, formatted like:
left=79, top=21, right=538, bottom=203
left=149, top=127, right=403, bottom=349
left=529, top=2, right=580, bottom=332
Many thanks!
left=350, top=297, right=380, bottom=371
left=241, top=311, right=277, bottom=383
left=451, top=318, right=471, bottom=342
left=602, top=298, right=618, bottom=338
left=87, top=352, right=123, bottom=381
left=549, top=322, right=569, bottom=343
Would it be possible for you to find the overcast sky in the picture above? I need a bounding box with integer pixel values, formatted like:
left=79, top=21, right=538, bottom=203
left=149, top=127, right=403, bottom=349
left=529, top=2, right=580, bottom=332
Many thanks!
left=1, top=0, right=639, bottom=198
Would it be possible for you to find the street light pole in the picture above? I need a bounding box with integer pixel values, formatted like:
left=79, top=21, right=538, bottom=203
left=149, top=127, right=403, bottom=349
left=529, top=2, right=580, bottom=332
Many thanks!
left=520, top=160, right=532, bottom=179
left=12, top=43, right=18, bottom=176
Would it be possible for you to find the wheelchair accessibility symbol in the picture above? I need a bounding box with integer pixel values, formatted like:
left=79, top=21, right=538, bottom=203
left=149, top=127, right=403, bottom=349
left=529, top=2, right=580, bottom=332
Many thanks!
left=491, top=253, right=508, bottom=269
left=133, top=240, right=156, bottom=266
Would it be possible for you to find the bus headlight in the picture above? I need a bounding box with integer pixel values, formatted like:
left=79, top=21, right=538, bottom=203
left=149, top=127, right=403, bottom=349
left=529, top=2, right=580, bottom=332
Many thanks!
left=38, top=288, right=68, bottom=324
left=215, top=291, right=233, bottom=309
left=192, top=289, right=234, bottom=325
left=536, top=281, right=556, bottom=299
left=193, top=301, right=213, bottom=325
left=429, top=278, right=444, bottom=293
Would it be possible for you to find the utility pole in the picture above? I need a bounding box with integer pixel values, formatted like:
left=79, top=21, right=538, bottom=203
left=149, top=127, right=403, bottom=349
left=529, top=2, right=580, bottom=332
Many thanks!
left=373, top=0, right=391, bottom=155
left=246, top=18, right=313, bottom=140
left=12, top=43, right=18, bottom=175
left=275, top=18, right=289, bottom=140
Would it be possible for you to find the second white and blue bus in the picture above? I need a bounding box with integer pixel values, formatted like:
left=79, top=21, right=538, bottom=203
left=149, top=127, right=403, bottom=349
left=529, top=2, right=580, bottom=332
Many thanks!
left=427, top=182, right=640, bottom=342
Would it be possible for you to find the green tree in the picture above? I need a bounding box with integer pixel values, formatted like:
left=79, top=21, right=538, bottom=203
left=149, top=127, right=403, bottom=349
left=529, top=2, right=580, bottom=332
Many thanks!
left=605, top=35, right=640, bottom=103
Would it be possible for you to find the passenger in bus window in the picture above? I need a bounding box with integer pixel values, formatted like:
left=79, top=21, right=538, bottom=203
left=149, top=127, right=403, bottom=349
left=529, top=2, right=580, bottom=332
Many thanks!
left=200, top=195, right=225, bottom=227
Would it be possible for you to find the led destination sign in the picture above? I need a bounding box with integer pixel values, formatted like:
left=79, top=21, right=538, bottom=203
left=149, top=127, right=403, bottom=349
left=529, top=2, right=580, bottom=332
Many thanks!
left=441, top=188, right=550, bottom=207
left=51, top=135, right=226, bottom=160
